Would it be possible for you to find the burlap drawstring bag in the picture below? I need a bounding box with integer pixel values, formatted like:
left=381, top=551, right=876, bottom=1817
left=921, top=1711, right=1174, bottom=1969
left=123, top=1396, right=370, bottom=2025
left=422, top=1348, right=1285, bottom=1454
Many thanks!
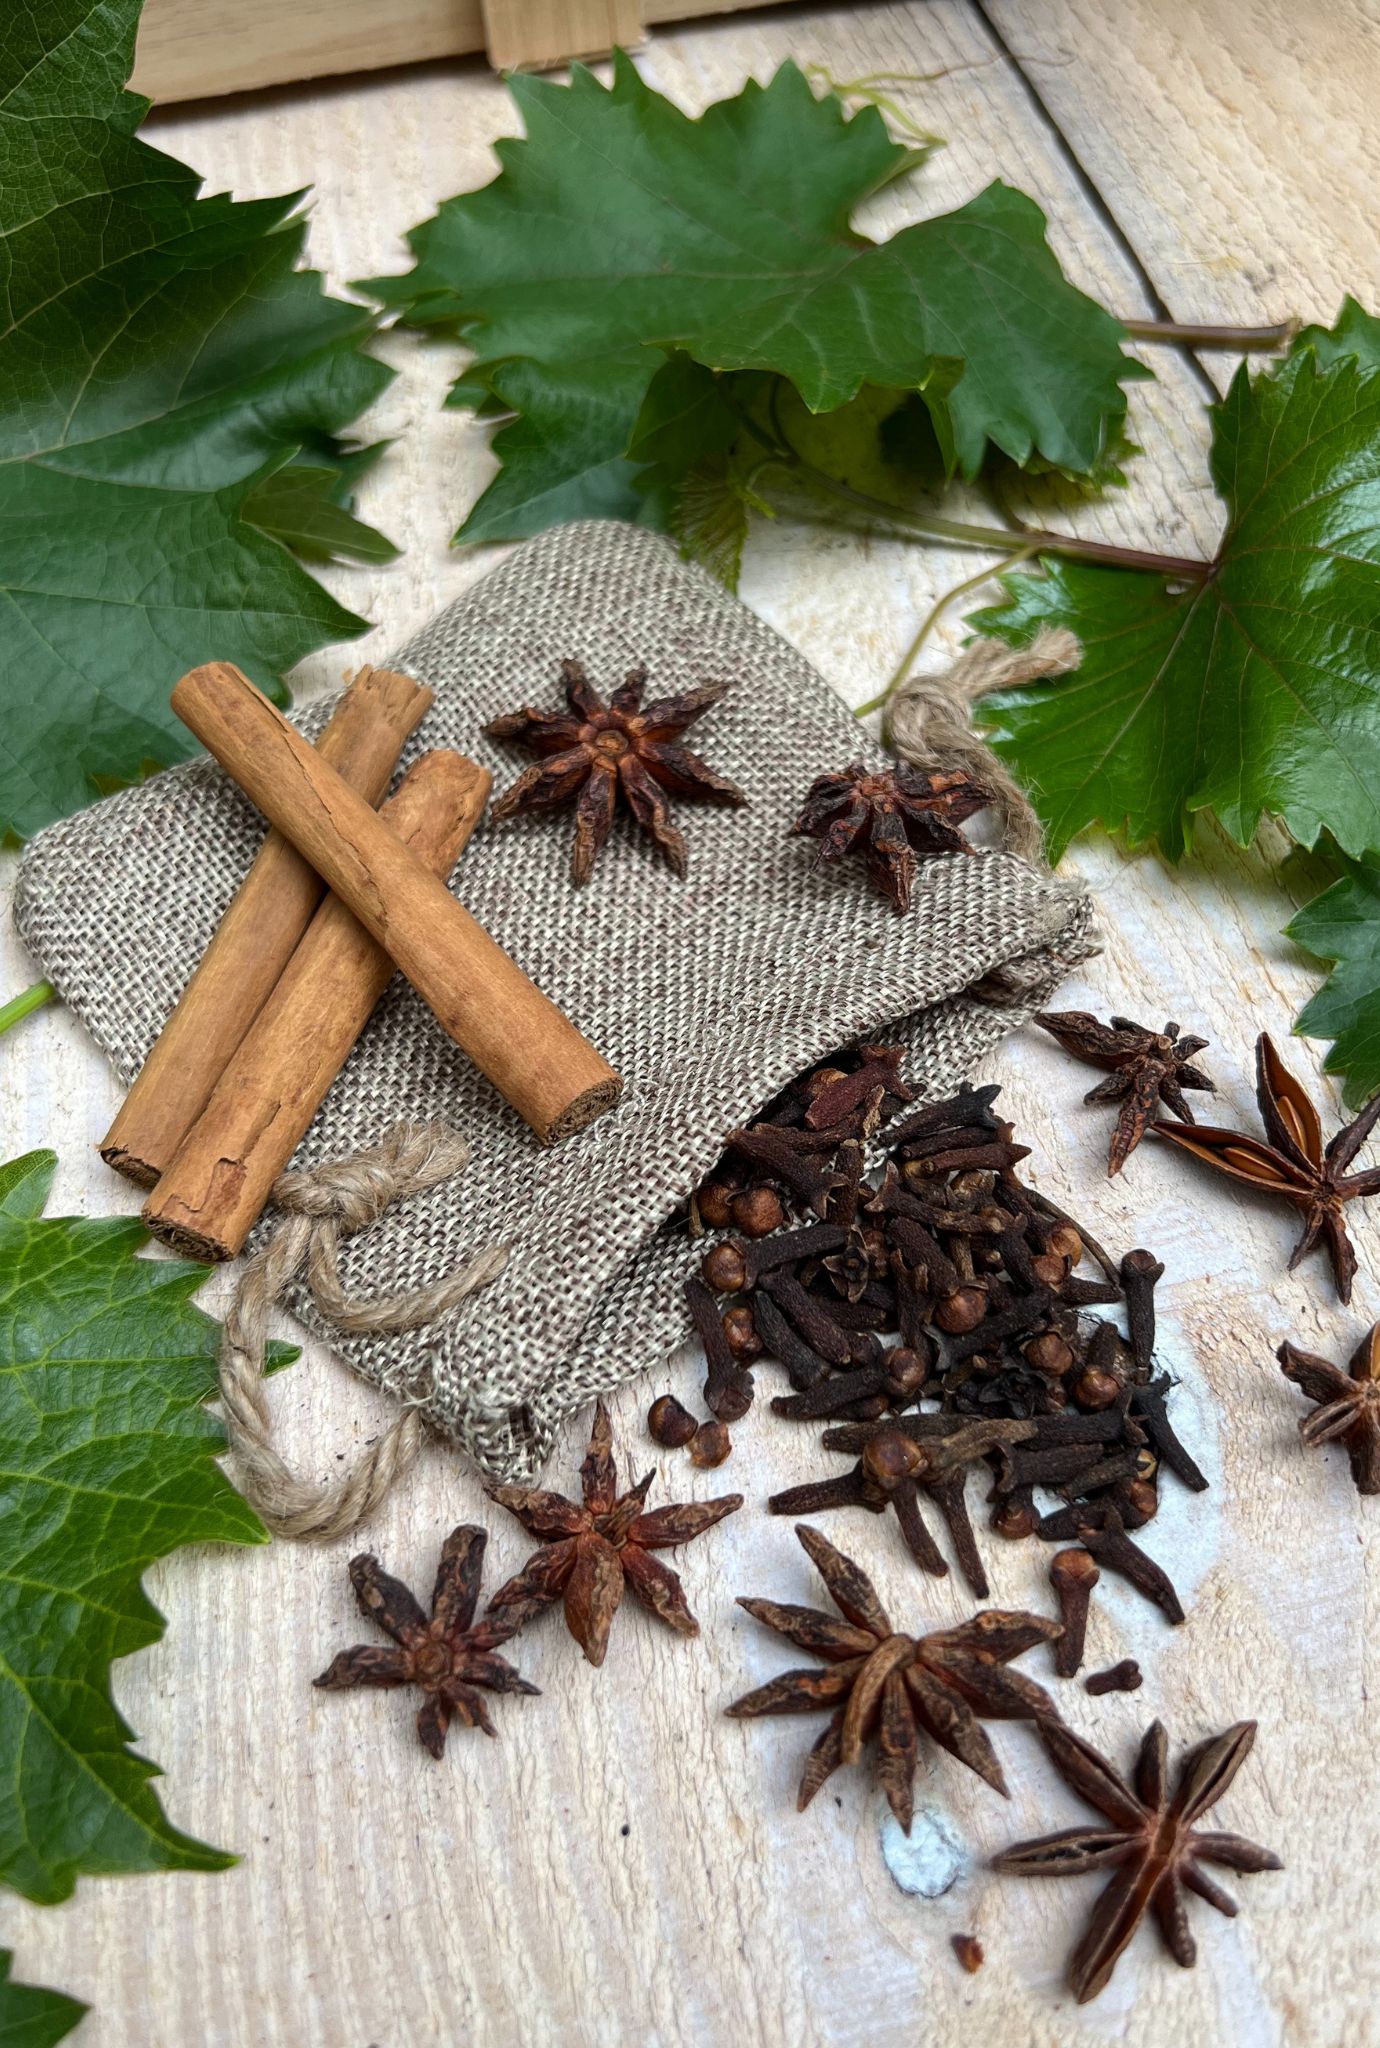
left=13, top=520, right=1095, bottom=1485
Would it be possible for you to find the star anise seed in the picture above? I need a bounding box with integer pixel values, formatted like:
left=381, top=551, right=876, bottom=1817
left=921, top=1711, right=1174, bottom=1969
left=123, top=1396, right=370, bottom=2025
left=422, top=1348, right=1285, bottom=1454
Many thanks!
left=792, top=762, right=990, bottom=914
left=485, top=1399, right=742, bottom=1665
left=1278, top=1322, right=1380, bottom=1493
left=1155, top=1033, right=1380, bottom=1301
left=1035, top=1011, right=1215, bottom=1175
left=726, top=1523, right=1059, bottom=1830
left=993, top=1717, right=1280, bottom=2004
left=487, top=657, right=746, bottom=883
left=313, top=1525, right=538, bottom=1758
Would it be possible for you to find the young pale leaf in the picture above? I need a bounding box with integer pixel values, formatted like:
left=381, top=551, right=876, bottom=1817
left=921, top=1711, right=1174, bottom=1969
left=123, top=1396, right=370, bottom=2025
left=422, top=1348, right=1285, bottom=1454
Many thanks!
left=0, top=1954, right=86, bottom=2047
left=369, top=56, right=1139, bottom=541
left=1288, top=856, right=1380, bottom=1105
left=0, top=0, right=394, bottom=840
left=0, top=1151, right=291, bottom=1906
left=975, top=345, right=1380, bottom=861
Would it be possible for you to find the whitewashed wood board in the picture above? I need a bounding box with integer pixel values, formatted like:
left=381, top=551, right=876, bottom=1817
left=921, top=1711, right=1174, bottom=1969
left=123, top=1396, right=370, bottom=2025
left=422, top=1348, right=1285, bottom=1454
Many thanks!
left=3, top=4, right=1375, bottom=2043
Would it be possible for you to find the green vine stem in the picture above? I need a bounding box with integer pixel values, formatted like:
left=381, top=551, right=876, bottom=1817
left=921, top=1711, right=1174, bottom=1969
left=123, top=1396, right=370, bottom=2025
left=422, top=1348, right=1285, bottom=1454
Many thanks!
left=855, top=545, right=1040, bottom=721
left=1122, top=316, right=1299, bottom=351
left=0, top=980, right=56, bottom=1037
left=779, top=451, right=1213, bottom=581
left=744, top=376, right=1214, bottom=582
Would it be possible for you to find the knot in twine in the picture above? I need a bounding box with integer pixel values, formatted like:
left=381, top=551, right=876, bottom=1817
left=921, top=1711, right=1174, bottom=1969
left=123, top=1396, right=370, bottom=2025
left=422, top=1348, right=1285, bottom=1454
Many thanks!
left=887, top=627, right=1083, bottom=868
left=219, top=1122, right=508, bottom=1542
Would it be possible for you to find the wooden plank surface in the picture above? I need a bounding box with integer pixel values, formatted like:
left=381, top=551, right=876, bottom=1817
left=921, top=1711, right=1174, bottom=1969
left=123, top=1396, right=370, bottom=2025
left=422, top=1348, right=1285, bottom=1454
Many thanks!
left=981, top=0, right=1380, bottom=352
left=131, top=0, right=800, bottom=102
left=4, top=4, right=1377, bottom=2042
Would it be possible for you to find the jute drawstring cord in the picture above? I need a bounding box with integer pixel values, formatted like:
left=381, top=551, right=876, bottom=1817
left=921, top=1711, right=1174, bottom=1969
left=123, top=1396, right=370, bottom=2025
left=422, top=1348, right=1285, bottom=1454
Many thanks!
left=886, top=627, right=1083, bottom=868
left=218, top=1122, right=509, bottom=1542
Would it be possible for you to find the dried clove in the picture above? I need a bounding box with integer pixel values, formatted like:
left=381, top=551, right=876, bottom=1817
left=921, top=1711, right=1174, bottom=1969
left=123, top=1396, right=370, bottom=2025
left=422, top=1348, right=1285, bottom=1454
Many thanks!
left=1084, top=1659, right=1142, bottom=1695
left=1049, top=1549, right=1099, bottom=1678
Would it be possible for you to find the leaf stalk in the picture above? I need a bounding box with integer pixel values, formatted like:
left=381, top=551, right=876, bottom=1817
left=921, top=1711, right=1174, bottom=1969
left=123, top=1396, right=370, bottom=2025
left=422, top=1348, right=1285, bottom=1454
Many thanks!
left=1122, top=317, right=1299, bottom=352
left=0, top=980, right=56, bottom=1037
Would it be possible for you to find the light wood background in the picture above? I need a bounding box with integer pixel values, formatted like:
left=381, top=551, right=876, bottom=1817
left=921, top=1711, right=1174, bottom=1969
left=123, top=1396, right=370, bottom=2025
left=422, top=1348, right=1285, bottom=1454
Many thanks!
left=4, top=4, right=1377, bottom=2042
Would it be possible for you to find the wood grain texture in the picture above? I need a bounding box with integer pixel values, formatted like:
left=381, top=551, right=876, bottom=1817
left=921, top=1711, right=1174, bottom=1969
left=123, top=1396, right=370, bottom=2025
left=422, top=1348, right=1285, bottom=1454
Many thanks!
left=4, top=5, right=1376, bottom=2042
left=980, top=0, right=1380, bottom=377
left=482, top=0, right=645, bottom=70
left=131, top=0, right=800, bottom=102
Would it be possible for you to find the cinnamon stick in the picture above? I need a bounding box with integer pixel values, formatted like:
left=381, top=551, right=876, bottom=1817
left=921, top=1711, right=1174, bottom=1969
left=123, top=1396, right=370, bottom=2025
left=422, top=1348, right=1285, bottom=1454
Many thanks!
left=171, top=662, right=622, bottom=1143
left=143, top=750, right=491, bottom=1262
left=100, top=666, right=431, bottom=1186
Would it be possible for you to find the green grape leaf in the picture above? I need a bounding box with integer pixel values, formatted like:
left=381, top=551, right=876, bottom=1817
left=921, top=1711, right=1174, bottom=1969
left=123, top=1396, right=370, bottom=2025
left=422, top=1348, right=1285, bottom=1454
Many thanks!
left=0, top=0, right=395, bottom=841
left=0, top=1954, right=86, bottom=2048
left=974, top=344, right=1380, bottom=861
left=368, top=55, right=1139, bottom=543
left=0, top=1151, right=294, bottom=1906
left=1288, top=854, right=1380, bottom=1105
left=242, top=450, right=400, bottom=565
left=1293, top=295, right=1380, bottom=370
left=627, top=355, right=740, bottom=474
left=455, top=355, right=658, bottom=543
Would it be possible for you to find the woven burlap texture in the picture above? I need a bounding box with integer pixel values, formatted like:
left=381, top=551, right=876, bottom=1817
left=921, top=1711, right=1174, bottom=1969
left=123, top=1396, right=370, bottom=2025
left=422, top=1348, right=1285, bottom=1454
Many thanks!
left=14, top=520, right=1095, bottom=1482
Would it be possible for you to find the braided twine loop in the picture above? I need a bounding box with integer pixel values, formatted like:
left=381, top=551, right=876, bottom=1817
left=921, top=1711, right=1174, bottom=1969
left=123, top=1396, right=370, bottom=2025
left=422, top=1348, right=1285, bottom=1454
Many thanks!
left=887, top=627, right=1095, bottom=1002
left=886, top=627, right=1082, bottom=867
left=219, top=1121, right=508, bottom=1542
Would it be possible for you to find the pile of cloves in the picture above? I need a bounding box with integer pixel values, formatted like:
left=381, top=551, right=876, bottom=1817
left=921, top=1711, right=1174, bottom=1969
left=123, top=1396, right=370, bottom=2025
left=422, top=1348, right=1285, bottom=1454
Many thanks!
left=661, top=1045, right=1209, bottom=1667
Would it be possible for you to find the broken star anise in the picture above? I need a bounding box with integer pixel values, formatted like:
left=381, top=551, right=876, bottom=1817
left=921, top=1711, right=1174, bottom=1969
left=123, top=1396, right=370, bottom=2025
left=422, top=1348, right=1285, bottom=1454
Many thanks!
left=1035, top=1011, right=1215, bottom=1175
left=1278, top=1322, right=1380, bottom=1493
left=725, top=1522, right=1059, bottom=1830
left=313, top=1525, right=538, bottom=1758
left=486, top=657, right=746, bottom=883
left=791, top=762, right=990, bottom=914
left=485, top=1399, right=742, bottom=1666
left=1155, top=1032, right=1380, bottom=1301
left=993, top=1717, right=1280, bottom=2004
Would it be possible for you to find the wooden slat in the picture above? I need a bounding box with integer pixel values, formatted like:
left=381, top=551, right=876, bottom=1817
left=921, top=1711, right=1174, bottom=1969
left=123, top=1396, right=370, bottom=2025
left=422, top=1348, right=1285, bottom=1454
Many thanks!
left=482, top=0, right=644, bottom=70
left=132, top=0, right=799, bottom=102
left=983, top=0, right=1380, bottom=353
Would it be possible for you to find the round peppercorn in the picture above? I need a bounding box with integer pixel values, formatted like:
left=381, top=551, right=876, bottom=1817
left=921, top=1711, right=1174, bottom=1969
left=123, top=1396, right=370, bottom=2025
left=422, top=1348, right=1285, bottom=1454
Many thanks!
left=722, top=1306, right=763, bottom=1361
left=731, top=1186, right=785, bottom=1238
left=701, top=1241, right=748, bottom=1293
left=647, top=1393, right=698, bottom=1448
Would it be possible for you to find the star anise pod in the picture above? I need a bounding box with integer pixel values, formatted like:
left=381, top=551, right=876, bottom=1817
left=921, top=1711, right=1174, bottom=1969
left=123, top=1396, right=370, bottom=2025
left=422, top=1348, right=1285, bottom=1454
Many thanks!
left=313, top=1525, right=538, bottom=1758
left=792, top=762, right=990, bottom=914
left=485, top=1399, right=742, bottom=1665
left=726, top=1523, right=1059, bottom=1829
left=1155, top=1033, right=1380, bottom=1301
left=1035, top=1011, right=1215, bottom=1174
left=993, top=1717, right=1280, bottom=2004
left=486, top=657, right=746, bottom=882
left=1278, top=1322, right=1380, bottom=1493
